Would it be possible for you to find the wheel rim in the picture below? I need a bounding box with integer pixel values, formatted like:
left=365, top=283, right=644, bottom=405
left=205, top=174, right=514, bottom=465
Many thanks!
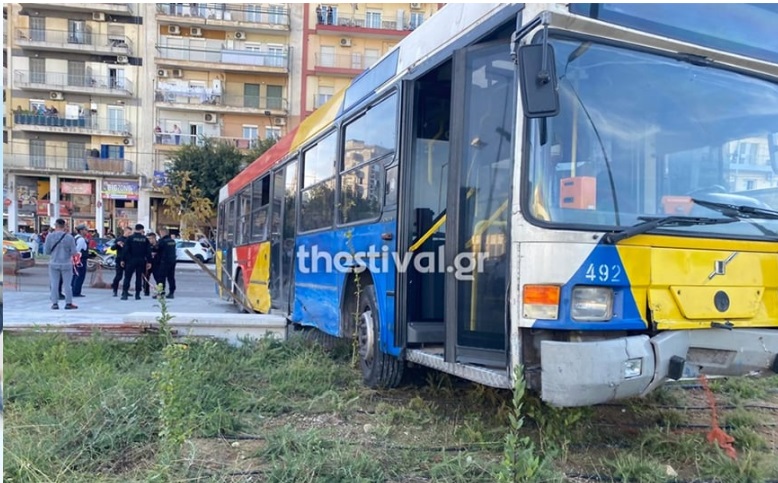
left=358, top=308, right=375, bottom=365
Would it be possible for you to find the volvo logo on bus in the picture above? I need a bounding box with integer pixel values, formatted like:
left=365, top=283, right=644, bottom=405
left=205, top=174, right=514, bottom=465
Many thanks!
left=708, top=252, right=738, bottom=280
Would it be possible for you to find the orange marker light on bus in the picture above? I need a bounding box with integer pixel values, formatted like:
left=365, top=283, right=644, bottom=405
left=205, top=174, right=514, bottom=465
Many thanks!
left=522, top=285, right=561, bottom=320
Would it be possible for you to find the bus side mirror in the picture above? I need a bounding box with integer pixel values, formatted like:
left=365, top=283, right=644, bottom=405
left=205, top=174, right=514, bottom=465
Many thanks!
left=518, top=43, right=559, bottom=118
left=769, top=132, right=778, bottom=174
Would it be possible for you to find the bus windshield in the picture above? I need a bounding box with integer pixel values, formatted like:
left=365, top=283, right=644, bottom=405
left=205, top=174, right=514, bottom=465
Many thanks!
left=526, top=36, right=778, bottom=240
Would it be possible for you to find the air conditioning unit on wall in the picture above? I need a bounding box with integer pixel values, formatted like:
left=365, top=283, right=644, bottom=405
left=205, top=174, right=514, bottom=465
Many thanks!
left=92, top=12, right=106, bottom=21
left=273, top=117, right=286, bottom=126
left=204, top=113, right=218, bottom=123
left=168, top=25, right=181, bottom=35
left=122, top=137, right=134, bottom=146
left=190, top=27, right=203, bottom=36
left=50, top=91, right=64, bottom=100
left=340, top=38, right=352, bottom=47
left=171, top=69, right=183, bottom=78
left=234, top=31, right=246, bottom=40
left=117, top=55, right=129, bottom=64
left=158, top=69, right=169, bottom=77
left=410, top=3, right=422, bottom=9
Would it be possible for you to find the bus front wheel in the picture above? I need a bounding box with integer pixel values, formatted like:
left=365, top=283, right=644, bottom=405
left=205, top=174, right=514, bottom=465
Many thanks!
left=357, top=284, right=403, bottom=388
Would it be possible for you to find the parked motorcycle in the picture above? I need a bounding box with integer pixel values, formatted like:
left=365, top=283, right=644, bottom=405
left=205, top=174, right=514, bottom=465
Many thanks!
left=86, top=250, right=116, bottom=272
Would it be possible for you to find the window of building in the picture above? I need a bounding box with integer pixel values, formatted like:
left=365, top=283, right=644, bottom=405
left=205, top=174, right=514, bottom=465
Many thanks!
left=366, top=10, right=382, bottom=29
left=410, top=12, right=425, bottom=29
left=245, top=4, right=261, bottom=22
left=243, top=125, right=259, bottom=143
left=67, top=141, right=86, bottom=171
left=244, top=83, right=260, bottom=108
left=107, top=106, right=126, bottom=132
left=300, top=130, right=337, bottom=231
left=244, top=42, right=262, bottom=52
left=339, top=93, right=398, bottom=224
left=267, top=44, right=285, bottom=67
left=250, top=175, right=271, bottom=241
left=68, top=19, right=86, bottom=44
left=266, top=85, right=283, bottom=110
left=30, top=139, right=46, bottom=168
left=30, top=16, right=45, bottom=42
left=351, top=52, right=363, bottom=70
left=320, top=46, right=336, bottom=67
left=29, top=98, right=46, bottom=113
left=364, top=48, right=380, bottom=68
left=268, top=5, right=285, bottom=24
left=316, top=86, right=334, bottom=108
left=67, top=60, right=86, bottom=87
left=30, top=57, right=45, bottom=84
left=746, top=179, right=756, bottom=190
left=265, top=126, right=281, bottom=140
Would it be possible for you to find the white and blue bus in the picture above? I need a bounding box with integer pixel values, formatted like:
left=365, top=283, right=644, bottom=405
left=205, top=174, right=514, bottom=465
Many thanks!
left=217, top=3, right=778, bottom=406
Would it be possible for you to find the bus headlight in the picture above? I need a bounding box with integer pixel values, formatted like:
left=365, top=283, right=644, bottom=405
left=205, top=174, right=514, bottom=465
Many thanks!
left=571, top=286, right=613, bottom=321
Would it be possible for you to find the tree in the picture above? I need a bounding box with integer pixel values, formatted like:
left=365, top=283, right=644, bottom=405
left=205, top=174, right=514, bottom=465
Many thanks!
left=167, top=137, right=277, bottom=205
left=163, top=171, right=214, bottom=240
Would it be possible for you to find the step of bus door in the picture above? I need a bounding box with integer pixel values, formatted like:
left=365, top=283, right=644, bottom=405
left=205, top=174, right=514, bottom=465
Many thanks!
left=407, top=321, right=445, bottom=344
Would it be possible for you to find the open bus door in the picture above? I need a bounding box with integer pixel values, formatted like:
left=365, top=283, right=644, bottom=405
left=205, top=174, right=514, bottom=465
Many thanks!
left=445, top=41, right=513, bottom=367
left=401, top=40, right=513, bottom=371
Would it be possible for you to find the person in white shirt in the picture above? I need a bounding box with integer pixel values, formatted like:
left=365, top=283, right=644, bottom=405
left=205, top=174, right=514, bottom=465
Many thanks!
left=71, top=224, right=89, bottom=297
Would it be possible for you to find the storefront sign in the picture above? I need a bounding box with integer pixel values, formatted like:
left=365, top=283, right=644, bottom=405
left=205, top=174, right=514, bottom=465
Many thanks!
left=61, top=182, right=93, bottom=195
left=153, top=170, right=170, bottom=189
left=102, top=179, right=139, bottom=200
left=16, top=177, right=39, bottom=214
left=37, top=200, right=50, bottom=216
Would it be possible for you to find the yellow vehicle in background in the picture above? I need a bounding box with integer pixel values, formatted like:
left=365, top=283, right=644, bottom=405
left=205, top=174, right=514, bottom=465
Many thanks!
left=3, top=229, right=35, bottom=273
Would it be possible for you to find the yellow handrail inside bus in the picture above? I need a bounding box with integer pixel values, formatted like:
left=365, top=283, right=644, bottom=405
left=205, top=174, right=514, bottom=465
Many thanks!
left=409, top=214, right=447, bottom=253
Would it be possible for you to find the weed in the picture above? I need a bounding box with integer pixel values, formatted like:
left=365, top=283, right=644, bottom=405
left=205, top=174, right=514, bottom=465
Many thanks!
left=524, top=396, right=589, bottom=458
left=604, top=453, right=667, bottom=483
left=699, top=448, right=774, bottom=483
left=494, top=365, right=554, bottom=483
left=710, top=376, right=770, bottom=402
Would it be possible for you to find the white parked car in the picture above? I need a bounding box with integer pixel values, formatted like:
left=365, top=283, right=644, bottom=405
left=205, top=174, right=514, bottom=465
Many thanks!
left=175, top=240, right=214, bottom=263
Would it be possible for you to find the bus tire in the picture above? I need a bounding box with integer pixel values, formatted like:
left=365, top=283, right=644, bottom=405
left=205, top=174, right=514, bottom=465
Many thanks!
left=358, top=284, right=403, bottom=388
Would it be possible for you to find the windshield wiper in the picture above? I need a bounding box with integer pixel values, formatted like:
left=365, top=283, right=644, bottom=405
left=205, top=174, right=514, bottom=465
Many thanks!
left=602, top=216, right=737, bottom=244
left=691, top=198, right=778, bottom=238
left=691, top=198, right=778, bottom=220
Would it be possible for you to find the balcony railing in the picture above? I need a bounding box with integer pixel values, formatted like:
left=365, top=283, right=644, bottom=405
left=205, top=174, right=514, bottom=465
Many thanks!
left=156, top=3, right=290, bottom=27
left=14, top=70, right=134, bottom=95
left=314, top=53, right=377, bottom=72
left=315, top=12, right=424, bottom=32
left=155, top=89, right=288, bottom=111
left=10, top=153, right=135, bottom=175
left=15, top=28, right=133, bottom=54
left=154, top=130, right=264, bottom=150
left=157, top=45, right=289, bottom=70
left=14, top=113, right=132, bottom=136
left=21, top=3, right=135, bottom=14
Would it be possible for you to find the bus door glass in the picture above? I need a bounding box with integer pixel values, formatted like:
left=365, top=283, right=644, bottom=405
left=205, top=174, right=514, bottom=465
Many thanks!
left=279, top=159, right=298, bottom=313
left=448, top=42, right=514, bottom=365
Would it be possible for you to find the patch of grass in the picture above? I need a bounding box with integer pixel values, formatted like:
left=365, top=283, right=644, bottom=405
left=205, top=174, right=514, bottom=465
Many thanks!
left=602, top=453, right=667, bottom=483
left=637, top=427, right=707, bottom=465
left=709, top=376, right=772, bottom=402
left=699, top=449, right=776, bottom=483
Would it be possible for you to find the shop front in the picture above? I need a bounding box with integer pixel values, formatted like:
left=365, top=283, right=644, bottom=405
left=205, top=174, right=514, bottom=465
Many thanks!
left=102, top=179, right=139, bottom=235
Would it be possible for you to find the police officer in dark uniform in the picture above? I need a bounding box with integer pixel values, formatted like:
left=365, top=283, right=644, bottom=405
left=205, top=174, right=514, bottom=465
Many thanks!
left=111, top=226, right=133, bottom=296
left=121, top=223, right=152, bottom=300
left=155, top=228, right=178, bottom=299
left=143, top=232, right=161, bottom=296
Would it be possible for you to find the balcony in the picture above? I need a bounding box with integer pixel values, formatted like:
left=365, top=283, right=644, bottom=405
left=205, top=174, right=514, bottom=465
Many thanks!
left=15, top=28, right=133, bottom=55
left=13, top=113, right=132, bottom=138
left=14, top=70, right=134, bottom=97
left=153, top=130, right=265, bottom=151
left=156, top=3, right=289, bottom=32
left=19, top=3, right=133, bottom=15
left=8, top=153, right=135, bottom=175
left=315, top=12, right=419, bottom=38
left=314, top=53, right=376, bottom=77
left=155, top=88, right=288, bottom=115
left=156, top=44, right=289, bottom=74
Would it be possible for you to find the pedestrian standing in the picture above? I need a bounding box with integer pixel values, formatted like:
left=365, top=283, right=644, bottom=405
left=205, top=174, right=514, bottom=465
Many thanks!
left=30, top=232, right=39, bottom=258
left=111, top=226, right=132, bottom=296
left=327, top=6, right=334, bottom=25
left=121, top=224, right=152, bottom=300
left=71, top=224, right=89, bottom=297
left=154, top=228, right=178, bottom=299
left=44, top=219, right=78, bottom=310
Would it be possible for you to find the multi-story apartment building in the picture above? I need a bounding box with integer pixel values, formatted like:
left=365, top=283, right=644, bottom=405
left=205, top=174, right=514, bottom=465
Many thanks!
left=4, top=3, right=144, bottom=235
left=146, top=2, right=303, bottom=230
left=2, top=3, right=440, bottom=234
left=302, top=3, right=439, bottom=116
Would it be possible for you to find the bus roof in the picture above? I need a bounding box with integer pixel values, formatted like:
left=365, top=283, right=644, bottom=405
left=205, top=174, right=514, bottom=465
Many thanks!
left=220, top=2, right=520, bottom=203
